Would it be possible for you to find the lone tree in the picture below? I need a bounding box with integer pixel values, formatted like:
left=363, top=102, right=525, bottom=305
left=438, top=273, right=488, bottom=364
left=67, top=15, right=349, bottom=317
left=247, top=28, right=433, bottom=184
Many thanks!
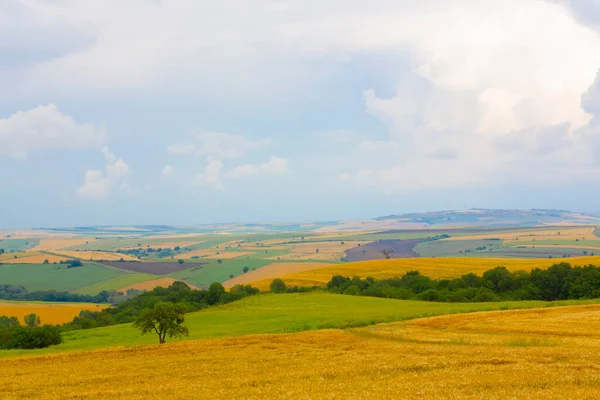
left=24, top=313, right=40, bottom=328
left=270, top=278, right=287, bottom=293
left=133, top=302, right=189, bottom=344
left=242, top=266, right=250, bottom=273
left=381, top=248, right=393, bottom=259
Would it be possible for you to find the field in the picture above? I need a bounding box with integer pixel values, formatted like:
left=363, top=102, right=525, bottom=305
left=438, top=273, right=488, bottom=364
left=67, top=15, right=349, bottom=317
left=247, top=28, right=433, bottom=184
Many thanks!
left=0, top=263, right=127, bottom=292
left=0, top=301, right=107, bottom=325
left=117, top=277, right=195, bottom=292
left=3, top=300, right=600, bottom=398
left=0, top=251, right=70, bottom=264
left=74, top=274, right=158, bottom=295
left=96, top=261, right=205, bottom=275
left=223, top=262, right=333, bottom=288
left=52, top=251, right=140, bottom=261
left=32, top=238, right=94, bottom=251
left=248, top=256, right=600, bottom=290
left=1, top=293, right=596, bottom=357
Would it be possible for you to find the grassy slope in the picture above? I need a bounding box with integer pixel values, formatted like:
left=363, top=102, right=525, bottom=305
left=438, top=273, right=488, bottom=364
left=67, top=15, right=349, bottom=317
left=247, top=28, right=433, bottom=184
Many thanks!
left=0, top=238, right=40, bottom=252
left=2, top=293, right=598, bottom=358
left=167, top=258, right=274, bottom=287
left=0, top=263, right=126, bottom=292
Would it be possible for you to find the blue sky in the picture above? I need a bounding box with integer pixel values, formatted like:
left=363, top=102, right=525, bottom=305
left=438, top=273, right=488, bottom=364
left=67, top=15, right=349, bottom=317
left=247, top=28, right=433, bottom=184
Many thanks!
left=2, top=0, right=600, bottom=228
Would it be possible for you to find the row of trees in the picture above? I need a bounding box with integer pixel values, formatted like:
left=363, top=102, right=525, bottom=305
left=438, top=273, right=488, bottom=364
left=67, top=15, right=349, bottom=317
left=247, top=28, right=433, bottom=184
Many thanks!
left=323, top=262, right=600, bottom=302
left=0, top=313, right=62, bottom=349
left=0, top=284, right=140, bottom=304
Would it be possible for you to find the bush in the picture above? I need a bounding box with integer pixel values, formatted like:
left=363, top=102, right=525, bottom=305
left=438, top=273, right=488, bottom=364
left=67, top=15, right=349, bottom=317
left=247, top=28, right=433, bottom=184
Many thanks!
left=270, top=278, right=287, bottom=293
left=4, top=325, right=63, bottom=349
left=343, top=285, right=361, bottom=296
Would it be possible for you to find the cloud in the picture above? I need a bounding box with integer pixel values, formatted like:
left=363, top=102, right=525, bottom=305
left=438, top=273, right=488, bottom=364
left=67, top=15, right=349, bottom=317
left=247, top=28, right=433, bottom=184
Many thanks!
left=161, top=165, right=175, bottom=178
left=192, top=158, right=225, bottom=190
left=0, top=104, right=104, bottom=160
left=227, top=156, right=290, bottom=179
left=77, top=147, right=130, bottom=200
left=168, top=131, right=271, bottom=159
left=314, top=130, right=360, bottom=144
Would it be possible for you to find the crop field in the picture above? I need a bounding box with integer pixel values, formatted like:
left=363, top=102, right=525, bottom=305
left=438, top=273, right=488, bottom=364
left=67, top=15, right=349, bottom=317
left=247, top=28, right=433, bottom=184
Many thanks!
left=0, top=238, right=39, bottom=252
left=0, top=301, right=107, bottom=325
left=74, top=273, right=157, bottom=295
left=0, top=263, right=127, bottom=292
left=2, top=302, right=600, bottom=398
left=52, top=251, right=140, bottom=261
left=248, top=256, right=600, bottom=289
left=32, top=238, right=94, bottom=251
left=223, top=262, right=333, bottom=288
left=117, top=277, right=194, bottom=292
left=96, top=261, right=205, bottom=275
left=0, top=251, right=71, bottom=264
left=178, top=250, right=254, bottom=259
left=1, top=293, right=594, bottom=357
left=444, top=226, right=597, bottom=242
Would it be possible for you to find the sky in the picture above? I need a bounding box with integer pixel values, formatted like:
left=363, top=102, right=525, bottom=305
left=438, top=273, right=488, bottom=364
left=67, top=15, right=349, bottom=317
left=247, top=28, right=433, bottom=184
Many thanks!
left=2, top=0, right=600, bottom=228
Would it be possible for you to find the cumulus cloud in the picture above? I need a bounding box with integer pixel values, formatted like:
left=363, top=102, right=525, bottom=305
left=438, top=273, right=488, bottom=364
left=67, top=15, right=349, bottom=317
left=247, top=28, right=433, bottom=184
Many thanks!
left=227, top=156, right=290, bottom=179
left=161, top=165, right=175, bottom=178
left=168, top=132, right=271, bottom=159
left=77, top=148, right=130, bottom=200
left=0, top=104, right=104, bottom=160
left=192, top=158, right=225, bottom=190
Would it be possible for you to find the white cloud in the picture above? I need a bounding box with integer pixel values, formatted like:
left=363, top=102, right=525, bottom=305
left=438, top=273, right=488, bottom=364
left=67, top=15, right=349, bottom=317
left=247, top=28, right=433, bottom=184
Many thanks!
left=77, top=147, right=130, bottom=200
left=168, top=131, right=271, bottom=159
left=228, top=156, right=290, bottom=179
left=0, top=104, right=104, bottom=160
left=314, top=130, right=360, bottom=144
left=161, top=165, right=175, bottom=178
left=192, top=158, right=225, bottom=190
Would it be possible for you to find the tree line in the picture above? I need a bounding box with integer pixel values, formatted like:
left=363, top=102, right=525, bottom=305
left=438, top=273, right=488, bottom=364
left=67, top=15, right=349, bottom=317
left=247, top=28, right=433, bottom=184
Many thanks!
left=0, top=314, right=62, bottom=350
left=322, top=262, right=600, bottom=302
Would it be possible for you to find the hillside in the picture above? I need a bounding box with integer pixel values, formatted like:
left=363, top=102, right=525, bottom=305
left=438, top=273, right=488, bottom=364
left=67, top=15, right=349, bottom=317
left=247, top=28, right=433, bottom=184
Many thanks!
left=2, top=303, right=600, bottom=399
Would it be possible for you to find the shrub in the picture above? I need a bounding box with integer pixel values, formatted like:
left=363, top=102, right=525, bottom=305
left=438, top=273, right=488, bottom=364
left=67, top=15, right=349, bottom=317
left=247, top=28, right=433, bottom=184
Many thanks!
left=5, top=325, right=63, bottom=349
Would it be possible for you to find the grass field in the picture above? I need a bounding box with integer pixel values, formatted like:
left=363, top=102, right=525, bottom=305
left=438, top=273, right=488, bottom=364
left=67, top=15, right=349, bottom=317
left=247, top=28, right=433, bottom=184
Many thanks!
left=248, top=256, right=600, bottom=289
left=1, top=293, right=597, bottom=358
left=2, top=302, right=600, bottom=398
left=32, top=238, right=94, bottom=251
left=0, top=238, right=40, bottom=252
left=0, top=301, right=107, bottom=325
left=117, top=277, right=194, bottom=292
left=75, top=273, right=157, bottom=295
left=167, top=258, right=274, bottom=287
left=0, top=263, right=127, bottom=292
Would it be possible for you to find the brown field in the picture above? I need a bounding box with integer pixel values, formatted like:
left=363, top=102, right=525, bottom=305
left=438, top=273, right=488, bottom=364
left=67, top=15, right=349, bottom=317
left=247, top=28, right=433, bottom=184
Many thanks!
left=179, top=250, right=254, bottom=259
left=32, top=238, right=94, bottom=251
left=3, top=305, right=600, bottom=398
left=52, top=251, right=140, bottom=261
left=249, top=256, right=600, bottom=288
left=0, top=302, right=107, bottom=325
left=445, top=226, right=597, bottom=242
left=118, top=278, right=195, bottom=293
left=223, top=262, right=333, bottom=289
left=0, top=252, right=70, bottom=264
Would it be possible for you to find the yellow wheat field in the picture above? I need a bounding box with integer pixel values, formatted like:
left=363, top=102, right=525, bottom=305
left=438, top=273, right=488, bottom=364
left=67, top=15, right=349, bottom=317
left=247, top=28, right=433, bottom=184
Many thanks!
left=2, top=305, right=600, bottom=399
left=249, top=256, right=600, bottom=288
left=0, top=302, right=107, bottom=325
left=446, top=226, right=597, bottom=242
left=0, top=252, right=70, bottom=264
left=51, top=251, right=140, bottom=262
left=118, top=278, right=195, bottom=293
left=32, top=238, right=95, bottom=251
left=223, top=262, right=333, bottom=289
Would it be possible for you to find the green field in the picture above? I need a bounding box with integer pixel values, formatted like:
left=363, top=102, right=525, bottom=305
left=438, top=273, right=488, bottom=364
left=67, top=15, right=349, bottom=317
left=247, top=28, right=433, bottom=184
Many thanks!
left=75, top=273, right=158, bottom=294
left=167, top=258, right=274, bottom=287
left=2, top=293, right=599, bottom=358
left=0, top=238, right=40, bottom=252
left=0, top=263, right=127, bottom=292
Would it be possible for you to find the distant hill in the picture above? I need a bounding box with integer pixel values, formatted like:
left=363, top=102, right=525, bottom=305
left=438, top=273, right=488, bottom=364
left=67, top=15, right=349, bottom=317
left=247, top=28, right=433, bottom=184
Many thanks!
left=374, top=209, right=600, bottom=227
